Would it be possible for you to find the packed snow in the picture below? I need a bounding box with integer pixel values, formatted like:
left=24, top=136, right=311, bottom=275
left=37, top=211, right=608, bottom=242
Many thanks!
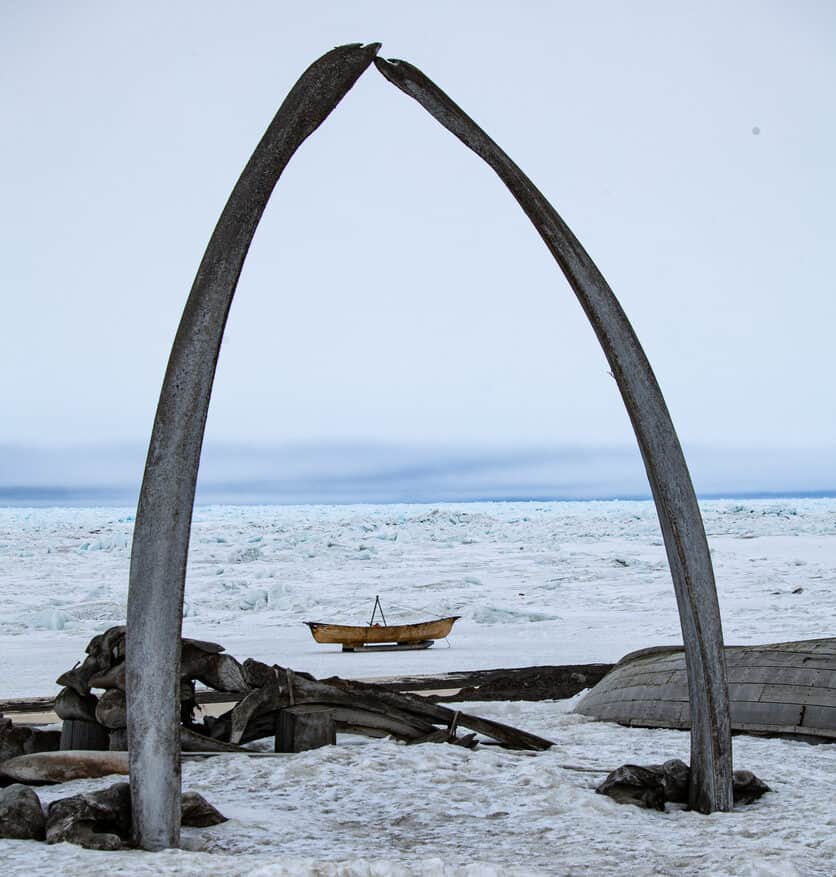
left=1, top=499, right=835, bottom=875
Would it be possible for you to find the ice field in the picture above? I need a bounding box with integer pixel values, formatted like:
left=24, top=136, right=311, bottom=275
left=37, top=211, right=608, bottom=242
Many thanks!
left=1, top=498, right=834, bottom=875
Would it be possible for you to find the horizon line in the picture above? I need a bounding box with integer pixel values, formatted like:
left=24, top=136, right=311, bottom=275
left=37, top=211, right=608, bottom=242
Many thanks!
left=1, top=485, right=834, bottom=510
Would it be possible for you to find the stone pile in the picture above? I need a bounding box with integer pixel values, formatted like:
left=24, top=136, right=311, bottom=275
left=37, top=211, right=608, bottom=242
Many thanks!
left=0, top=782, right=225, bottom=849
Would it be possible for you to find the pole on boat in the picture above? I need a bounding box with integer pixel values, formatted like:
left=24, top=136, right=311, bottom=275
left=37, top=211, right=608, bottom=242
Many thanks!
left=369, top=595, right=387, bottom=627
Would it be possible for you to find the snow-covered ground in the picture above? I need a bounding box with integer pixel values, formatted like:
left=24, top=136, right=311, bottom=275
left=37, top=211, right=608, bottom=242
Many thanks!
left=1, top=499, right=835, bottom=875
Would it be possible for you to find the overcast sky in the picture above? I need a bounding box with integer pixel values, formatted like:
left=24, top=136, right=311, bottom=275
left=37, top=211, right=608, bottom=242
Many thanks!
left=2, top=2, right=834, bottom=463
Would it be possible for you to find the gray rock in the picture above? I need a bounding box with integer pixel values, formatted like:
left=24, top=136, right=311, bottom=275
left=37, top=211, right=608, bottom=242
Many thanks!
left=597, top=760, right=770, bottom=811
left=85, top=626, right=126, bottom=670
left=181, top=791, right=227, bottom=827
left=596, top=764, right=667, bottom=810
left=658, top=758, right=690, bottom=804
left=54, top=687, right=99, bottom=723
left=0, top=716, right=61, bottom=764
left=46, top=781, right=132, bottom=850
left=95, top=689, right=127, bottom=730
left=0, top=784, right=45, bottom=840
left=43, top=782, right=226, bottom=849
left=88, top=661, right=126, bottom=692
left=733, top=770, right=771, bottom=804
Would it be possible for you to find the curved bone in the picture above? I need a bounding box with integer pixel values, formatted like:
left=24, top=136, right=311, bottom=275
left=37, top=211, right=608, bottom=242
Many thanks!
left=125, top=42, right=380, bottom=850
left=374, top=57, right=732, bottom=813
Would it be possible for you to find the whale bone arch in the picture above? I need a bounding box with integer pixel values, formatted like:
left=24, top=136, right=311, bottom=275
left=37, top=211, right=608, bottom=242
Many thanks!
left=126, top=43, right=732, bottom=851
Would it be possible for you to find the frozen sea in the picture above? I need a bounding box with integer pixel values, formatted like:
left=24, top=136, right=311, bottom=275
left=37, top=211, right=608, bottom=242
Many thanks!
left=1, top=498, right=835, bottom=875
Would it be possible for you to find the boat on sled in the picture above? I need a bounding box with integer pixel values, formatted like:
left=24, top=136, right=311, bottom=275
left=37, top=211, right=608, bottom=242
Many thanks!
left=306, top=596, right=460, bottom=651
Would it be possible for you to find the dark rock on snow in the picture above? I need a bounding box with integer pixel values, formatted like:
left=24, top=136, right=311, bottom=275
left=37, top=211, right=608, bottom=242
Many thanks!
left=656, top=758, right=690, bottom=804
left=596, top=764, right=667, bottom=810
left=597, top=760, right=770, bottom=810
left=733, top=770, right=771, bottom=805
left=181, top=791, right=228, bottom=827
left=44, top=782, right=225, bottom=849
left=46, top=782, right=132, bottom=850
left=0, top=784, right=45, bottom=840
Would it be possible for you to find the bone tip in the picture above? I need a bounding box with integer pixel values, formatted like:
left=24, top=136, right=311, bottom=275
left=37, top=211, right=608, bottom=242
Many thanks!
left=373, top=57, right=404, bottom=80
left=336, top=42, right=381, bottom=56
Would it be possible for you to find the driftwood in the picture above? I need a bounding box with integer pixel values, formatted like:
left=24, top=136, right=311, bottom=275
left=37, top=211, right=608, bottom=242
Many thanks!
left=367, top=664, right=613, bottom=699
left=179, top=727, right=251, bottom=754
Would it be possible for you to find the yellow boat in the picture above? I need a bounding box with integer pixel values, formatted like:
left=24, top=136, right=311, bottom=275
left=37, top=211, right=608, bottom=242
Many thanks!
left=306, top=616, right=460, bottom=652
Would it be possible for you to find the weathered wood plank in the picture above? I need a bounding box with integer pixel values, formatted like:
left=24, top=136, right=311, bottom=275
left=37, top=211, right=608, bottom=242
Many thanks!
left=759, top=684, right=836, bottom=707
left=802, top=705, right=836, bottom=731
left=0, top=697, right=55, bottom=714
left=730, top=702, right=804, bottom=727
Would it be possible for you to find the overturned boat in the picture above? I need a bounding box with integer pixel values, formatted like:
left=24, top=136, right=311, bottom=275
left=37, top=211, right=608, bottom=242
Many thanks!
left=574, top=638, right=836, bottom=742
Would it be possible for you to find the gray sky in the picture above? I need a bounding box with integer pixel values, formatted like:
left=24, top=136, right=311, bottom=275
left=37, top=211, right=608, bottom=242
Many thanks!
left=2, top=2, right=835, bottom=460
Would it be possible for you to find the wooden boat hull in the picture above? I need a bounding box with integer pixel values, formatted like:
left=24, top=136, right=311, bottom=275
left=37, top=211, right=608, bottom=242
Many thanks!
left=574, top=638, right=836, bottom=741
left=306, top=617, right=460, bottom=648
